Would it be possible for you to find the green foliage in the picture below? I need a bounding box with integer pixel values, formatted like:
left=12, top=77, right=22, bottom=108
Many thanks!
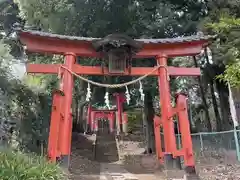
left=0, top=40, right=51, bottom=153
left=206, top=15, right=240, bottom=34
left=0, top=77, right=52, bottom=153
left=218, top=62, right=240, bottom=87
left=0, top=0, right=22, bottom=34
left=127, top=111, right=142, bottom=132
left=15, top=0, right=73, bottom=33
left=0, top=40, right=13, bottom=64
left=206, top=14, right=240, bottom=87
left=0, top=149, right=66, bottom=180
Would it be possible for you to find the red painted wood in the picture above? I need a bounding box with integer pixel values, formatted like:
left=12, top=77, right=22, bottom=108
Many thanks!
left=20, top=32, right=207, bottom=58
left=176, top=94, right=195, bottom=167
left=26, top=64, right=201, bottom=76
left=157, top=56, right=177, bottom=154
left=87, top=93, right=125, bottom=133
left=109, top=112, right=115, bottom=133
left=20, top=31, right=198, bottom=166
left=154, top=115, right=163, bottom=163
left=91, top=112, right=96, bottom=131
left=48, top=91, right=61, bottom=162
left=122, top=112, right=128, bottom=124
left=60, top=53, right=75, bottom=156
left=114, top=93, right=123, bottom=129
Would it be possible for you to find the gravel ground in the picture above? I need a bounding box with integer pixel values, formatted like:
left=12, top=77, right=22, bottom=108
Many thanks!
left=196, top=150, right=240, bottom=180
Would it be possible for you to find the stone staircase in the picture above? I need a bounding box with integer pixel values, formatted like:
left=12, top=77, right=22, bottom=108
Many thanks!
left=69, top=131, right=200, bottom=180
left=115, top=134, right=200, bottom=180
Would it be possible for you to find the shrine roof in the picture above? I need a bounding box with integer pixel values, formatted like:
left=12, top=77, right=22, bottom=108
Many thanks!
left=17, top=29, right=216, bottom=45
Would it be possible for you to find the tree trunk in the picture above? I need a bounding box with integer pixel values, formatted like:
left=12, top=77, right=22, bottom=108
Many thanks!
left=193, top=56, right=212, bottom=131
left=209, top=80, right=222, bottom=131
left=143, top=90, right=155, bottom=154
left=73, top=78, right=87, bottom=132
left=215, top=81, right=231, bottom=130
left=204, top=49, right=222, bottom=131
left=72, top=97, right=80, bottom=132
left=78, top=103, right=86, bottom=132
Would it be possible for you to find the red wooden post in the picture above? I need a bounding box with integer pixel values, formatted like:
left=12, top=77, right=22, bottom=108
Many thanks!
left=153, top=115, right=163, bottom=163
left=176, top=93, right=196, bottom=174
left=115, top=93, right=123, bottom=132
left=94, top=112, right=99, bottom=132
left=48, top=90, right=63, bottom=162
left=122, top=112, right=128, bottom=124
left=60, top=52, right=76, bottom=167
left=91, top=111, right=95, bottom=132
left=58, top=69, right=65, bottom=159
left=157, top=55, right=177, bottom=168
left=109, top=112, right=114, bottom=133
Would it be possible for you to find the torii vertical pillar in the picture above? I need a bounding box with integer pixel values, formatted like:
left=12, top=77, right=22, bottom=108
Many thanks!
left=157, top=55, right=177, bottom=169
left=60, top=52, right=76, bottom=168
left=48, top=90, right=64, bottom=162
left=115, top=93, right=123, bottom=133
left=177, top=93, right=196, bottom=174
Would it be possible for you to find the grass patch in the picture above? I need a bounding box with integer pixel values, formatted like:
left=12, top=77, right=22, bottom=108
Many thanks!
left=0, top=149, right=66, bottom=180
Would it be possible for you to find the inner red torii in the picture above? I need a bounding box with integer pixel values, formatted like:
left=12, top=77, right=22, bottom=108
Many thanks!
left=86, top=93, right=126, bottom=133
left=17, top=28, right=213, bottom=175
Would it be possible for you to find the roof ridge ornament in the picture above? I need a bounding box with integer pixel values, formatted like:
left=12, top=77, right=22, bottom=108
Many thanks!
left=91, top=34, right=143, bottom=53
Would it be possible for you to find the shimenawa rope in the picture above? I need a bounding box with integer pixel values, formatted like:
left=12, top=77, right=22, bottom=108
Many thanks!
left=59, top=65, right=169, bottom=88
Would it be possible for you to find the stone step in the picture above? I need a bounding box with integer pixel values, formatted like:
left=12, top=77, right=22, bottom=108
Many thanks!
left=100, top=163, right=139, bottom=180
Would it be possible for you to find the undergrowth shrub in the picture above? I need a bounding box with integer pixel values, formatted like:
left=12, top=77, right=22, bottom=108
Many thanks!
left=0, top=149, right=66, bottom=180
left=127, top=111, right=142, bottom=132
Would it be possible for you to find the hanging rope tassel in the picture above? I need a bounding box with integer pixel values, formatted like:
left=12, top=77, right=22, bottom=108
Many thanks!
left=22, top=46, right=28, bottom=62
left=86, top=83, right=92, bottom=102
left=57, top=66, right=64, bottom=90
left=104, top=91, right=110, bottom=109
left=57, top=66, right=62, bottom=79
left=125, top=86, right=131, bottom=105
left=139, top=80, right=145, bottom=102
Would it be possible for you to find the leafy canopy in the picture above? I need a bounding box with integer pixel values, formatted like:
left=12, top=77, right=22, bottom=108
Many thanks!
left=206, top=14, right=240, bottom=87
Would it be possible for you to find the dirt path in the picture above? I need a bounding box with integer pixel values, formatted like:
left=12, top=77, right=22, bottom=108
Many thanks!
left=68, top=126, right=240, bottom=180
left=68, top=130, right=168, bottom=180
left=69, top=133, right=100, bottom=180
left=69, top=131, right=189, bottom=180
left=69, top=131, right=142, bottom=180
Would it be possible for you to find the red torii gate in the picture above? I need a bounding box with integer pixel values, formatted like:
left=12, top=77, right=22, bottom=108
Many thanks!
left=86, top=93, right=126, bottom=133
left=17, top=28, right=213, bottom=174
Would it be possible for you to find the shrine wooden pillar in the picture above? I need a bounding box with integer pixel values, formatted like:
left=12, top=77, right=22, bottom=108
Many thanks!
left=115, top=93, right=123, bottom=133
left=91, top=111, right=96, bottom=132
left=153, top=115, right=163, bottom=163
left=109, top=112, right=115, bottom=133
left=176, top=93, right=196, bottom=174
left=157, top=55, right=177, bottom=168
left=48, top=90, right=64, bottom=162
left=60, top=52, right=76, bottom=168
